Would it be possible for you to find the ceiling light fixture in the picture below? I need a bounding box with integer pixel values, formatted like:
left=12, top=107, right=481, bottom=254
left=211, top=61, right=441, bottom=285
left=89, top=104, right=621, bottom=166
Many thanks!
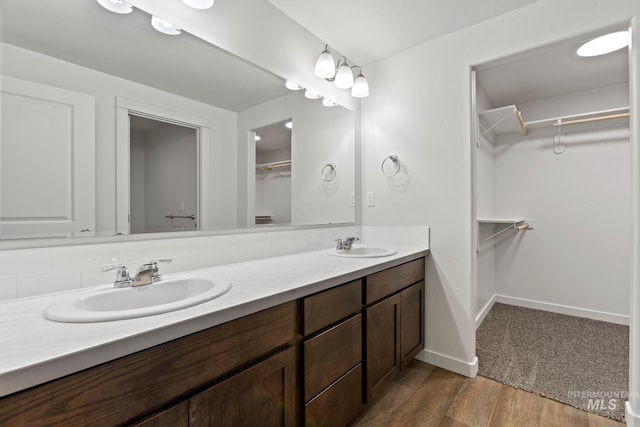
left=314, top=44, right=369, bottom=97
left=151, top=16, right=182, bottom=35
left=182, top=0, right=214, bottom=9
left=322, top=98, right=337, bottom=107
left=285, top=121, right=293, bottom=129
left=285, top=80, right=302, bottom=90
left=255, top=135, right=261, bottom=141
left=96, top=0, right=133, bottom=14
left=304, top=90, right=321, bottom=100
left=577, top=30, right=630, bottom=57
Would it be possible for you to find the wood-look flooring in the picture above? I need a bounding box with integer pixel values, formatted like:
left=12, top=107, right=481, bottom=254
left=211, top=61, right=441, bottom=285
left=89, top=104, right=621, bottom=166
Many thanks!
left=351, top=361, right=624, bottom=427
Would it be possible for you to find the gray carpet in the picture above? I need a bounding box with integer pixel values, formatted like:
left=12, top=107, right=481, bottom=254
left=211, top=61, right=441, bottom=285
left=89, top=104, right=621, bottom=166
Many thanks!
left=476, top=303, right=629, bottom=422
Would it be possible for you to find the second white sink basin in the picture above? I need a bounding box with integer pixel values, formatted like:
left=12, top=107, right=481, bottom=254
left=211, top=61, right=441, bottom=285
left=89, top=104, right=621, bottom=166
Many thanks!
left=328, top=246, right=397, bottom=258
left=44, top=277, right=232, bottom=323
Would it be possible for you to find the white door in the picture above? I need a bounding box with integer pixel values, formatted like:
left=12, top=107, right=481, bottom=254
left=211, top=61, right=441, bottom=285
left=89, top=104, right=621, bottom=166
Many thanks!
left=1, top=76, right=95, bottom=238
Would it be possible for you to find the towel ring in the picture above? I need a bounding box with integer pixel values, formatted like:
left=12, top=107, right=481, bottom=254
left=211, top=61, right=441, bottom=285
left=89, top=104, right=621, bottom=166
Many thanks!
left=321, top=162, right=337, bottom=181
left=381, top=155, right=400, bottom=177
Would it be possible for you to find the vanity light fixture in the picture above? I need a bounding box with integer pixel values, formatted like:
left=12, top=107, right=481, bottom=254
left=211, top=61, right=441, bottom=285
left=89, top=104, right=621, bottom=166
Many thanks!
left=182, top=0, right=214, bottom=9
left=151, top=16, right=182, bottom=35
left=304, top=90, right=321, bottom=100
left=314, top=44, right=369, bottom=97
left=351, top=67, right=370, bottom=98
left=285, top=121, right=293, bottom=129
left=96, top=0, right=133, bottom=14
left=577, top=30, right=630, bottom=57
left=314, top=45, right=336, bottom=79
left=285, top=80, right=302, bottom=90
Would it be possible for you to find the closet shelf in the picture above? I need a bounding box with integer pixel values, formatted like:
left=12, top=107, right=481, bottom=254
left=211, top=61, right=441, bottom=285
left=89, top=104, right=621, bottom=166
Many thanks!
left=478, top=105, right=528, bottom=138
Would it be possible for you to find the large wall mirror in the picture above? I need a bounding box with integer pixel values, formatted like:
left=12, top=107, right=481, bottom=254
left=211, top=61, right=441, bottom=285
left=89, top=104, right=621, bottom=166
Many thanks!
left=0, top=0, right=356, bottom=243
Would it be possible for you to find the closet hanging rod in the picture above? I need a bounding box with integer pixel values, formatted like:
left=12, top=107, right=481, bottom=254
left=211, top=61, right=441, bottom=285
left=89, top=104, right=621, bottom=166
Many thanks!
left=551, top=112, right=630, bottom=127
left=256, top=160, right=292, bottom=170
left=524, top=106, right=629, bottom=128
left=482, top=220, right=529, bottom=244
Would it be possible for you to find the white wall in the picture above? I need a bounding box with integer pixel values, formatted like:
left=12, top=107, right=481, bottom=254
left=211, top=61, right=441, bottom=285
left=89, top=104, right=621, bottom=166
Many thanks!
left=143, top=124, right=198, bottom=233
left=1, top=43, right=238, bottom=235
left=491, top=84, right=630, bottom=321
left=238, top=91, right=356, bottom=226
left=361, top=0, right=640, bottom=381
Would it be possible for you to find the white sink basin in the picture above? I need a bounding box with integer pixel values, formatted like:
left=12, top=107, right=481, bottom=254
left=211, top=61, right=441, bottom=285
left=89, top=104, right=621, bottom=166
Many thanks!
left=328, top=246, right=397, bottom=258
left=44, top=277, right=232, bottom=323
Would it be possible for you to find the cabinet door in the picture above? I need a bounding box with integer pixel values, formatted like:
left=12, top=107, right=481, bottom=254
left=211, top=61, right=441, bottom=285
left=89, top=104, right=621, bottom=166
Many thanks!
left=365, top=293, right=401, bottom=402
left=400, top=280, right=425, bottom=370
left=189, top=346, right=296, bottom=427
left=133, top=401, right=188, bottom=427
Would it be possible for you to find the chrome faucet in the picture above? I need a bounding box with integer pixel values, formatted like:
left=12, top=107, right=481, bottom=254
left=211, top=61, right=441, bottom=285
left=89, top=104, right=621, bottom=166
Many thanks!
left=100, top=259, right=172, bottom=288
left=133, top=259, right=172, bottom=286
left=335, top=237, right=359, bottom=250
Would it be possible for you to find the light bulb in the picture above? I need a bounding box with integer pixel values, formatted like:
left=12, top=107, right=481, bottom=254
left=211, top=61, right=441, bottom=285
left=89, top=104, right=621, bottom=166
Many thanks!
left=314, top=47, right=336, bottom=79
left=182, top=0, right=214, bottom=9
left=335, top=64, right=354, bottom=89
left=151, top=16, right=182, bottom=35
left=577, top=30, right=629, bottom=57
left=285, top=80, right=301, bottom=90
left=304, top=90, right=321, bottom=99
left=96, top=0, right=133, bottom=14
left=351, top=73, right=369, bottom=98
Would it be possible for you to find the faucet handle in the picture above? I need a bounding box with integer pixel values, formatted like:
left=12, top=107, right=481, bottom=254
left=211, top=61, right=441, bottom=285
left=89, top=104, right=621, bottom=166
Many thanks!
left=148, top=258, right=172, bottom=282
left=99, top=264, right=132, bottom=288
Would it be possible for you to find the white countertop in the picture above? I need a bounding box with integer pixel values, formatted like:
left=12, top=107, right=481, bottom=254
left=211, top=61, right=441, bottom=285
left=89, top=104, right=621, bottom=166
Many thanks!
left=0, top=244, right=428, bottom=397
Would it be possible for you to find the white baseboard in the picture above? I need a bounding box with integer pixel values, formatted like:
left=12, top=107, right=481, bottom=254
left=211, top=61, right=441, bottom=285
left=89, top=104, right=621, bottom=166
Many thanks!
left=475, top=295, right=495, bottom=329
left=415, top=349, right=478, bottom=378
left=627, top=401, right=640, bottom=426
left=495, top=295, right=629, bottom=325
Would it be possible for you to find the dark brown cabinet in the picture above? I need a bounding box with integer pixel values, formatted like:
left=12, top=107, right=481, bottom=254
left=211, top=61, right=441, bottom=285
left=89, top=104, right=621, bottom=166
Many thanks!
left=302, top=280, right=364, bottom=427
left=189, top=347, right=296, bottom=427
left=133, top=402, right=189, bottom=427
left=364, top=259, right=425, bottom=403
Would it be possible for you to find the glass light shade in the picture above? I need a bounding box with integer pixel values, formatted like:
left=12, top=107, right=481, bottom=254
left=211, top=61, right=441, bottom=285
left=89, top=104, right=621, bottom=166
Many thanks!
left=351, top=74, right=370, bottom=98
left=285, top=121, right=293, bottom=129
left=304, top=90, right=321, bottom=99
left=182, top=0, right=214, bottom=9
left=334, top=64, right=354, bottom=89
left=96, top=0, right=133, bottom=14
left=322, top=98, right=337, bottom=107
left=314, top=49, right=336, bottom=79
left=285, top=80, right=301, bottom=90
left=577, top=30, right=629, bottom=57
left=151, top=16, right=182, bottom=35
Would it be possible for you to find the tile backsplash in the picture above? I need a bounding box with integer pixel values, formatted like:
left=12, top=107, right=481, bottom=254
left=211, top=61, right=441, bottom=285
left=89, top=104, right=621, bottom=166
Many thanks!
left=0, top=225, right=429, bottom=301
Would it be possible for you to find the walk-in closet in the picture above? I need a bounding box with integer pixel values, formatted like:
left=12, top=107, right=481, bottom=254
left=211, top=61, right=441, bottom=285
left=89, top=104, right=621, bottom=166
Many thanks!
left=472, top=26, right=631, bottom=422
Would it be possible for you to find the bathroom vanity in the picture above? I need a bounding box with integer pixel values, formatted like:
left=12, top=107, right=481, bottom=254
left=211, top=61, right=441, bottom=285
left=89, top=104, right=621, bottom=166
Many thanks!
left=0, top=246, right=427, bottom=426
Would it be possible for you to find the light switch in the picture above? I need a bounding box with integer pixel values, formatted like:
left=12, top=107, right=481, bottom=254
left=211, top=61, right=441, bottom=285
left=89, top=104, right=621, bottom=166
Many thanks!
left=367, top=192, right=375, bottom=207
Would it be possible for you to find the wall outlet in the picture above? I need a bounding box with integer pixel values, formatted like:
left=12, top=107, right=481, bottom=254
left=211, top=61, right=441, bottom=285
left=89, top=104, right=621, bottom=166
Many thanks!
left=367, top=192, right=375, bottom=207
left=349, top=192, right=355, bottom=207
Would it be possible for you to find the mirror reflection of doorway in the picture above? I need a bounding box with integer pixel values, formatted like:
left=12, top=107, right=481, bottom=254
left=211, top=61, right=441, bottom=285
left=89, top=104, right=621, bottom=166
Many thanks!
left=129, top=115, right=198, bottom=233
left=253, top=119, right=292, bottom=225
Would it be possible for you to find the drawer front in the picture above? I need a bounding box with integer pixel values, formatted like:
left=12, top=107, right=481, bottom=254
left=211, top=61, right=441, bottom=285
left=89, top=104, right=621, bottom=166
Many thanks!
left=366, top=258, right=425, bottom=305
left=305, top=364, right=364, bottom=427
left=304, top=314, right=362, bottom=402
left=303, top=279, right=362, bottom=335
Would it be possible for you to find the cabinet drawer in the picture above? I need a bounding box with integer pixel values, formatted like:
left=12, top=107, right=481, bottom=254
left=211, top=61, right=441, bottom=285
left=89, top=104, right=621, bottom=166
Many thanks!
left=366, top=258, right=425, bottom=305
left=303, top=279, right=362, bottom=335
left=305, top=364, right=364, bottom=427
left=304, top=313, right=362, bottom=402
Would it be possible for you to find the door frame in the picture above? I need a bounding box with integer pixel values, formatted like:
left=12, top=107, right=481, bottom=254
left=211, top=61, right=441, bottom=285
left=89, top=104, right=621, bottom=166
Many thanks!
left=115, top=97, right=210, bottom=235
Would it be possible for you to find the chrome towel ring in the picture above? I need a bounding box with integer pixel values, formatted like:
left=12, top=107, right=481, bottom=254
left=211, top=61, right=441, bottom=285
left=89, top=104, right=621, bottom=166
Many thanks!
left=321, top=162, right=337, bottom=181
left=381, top=155, right=400, bottom=177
